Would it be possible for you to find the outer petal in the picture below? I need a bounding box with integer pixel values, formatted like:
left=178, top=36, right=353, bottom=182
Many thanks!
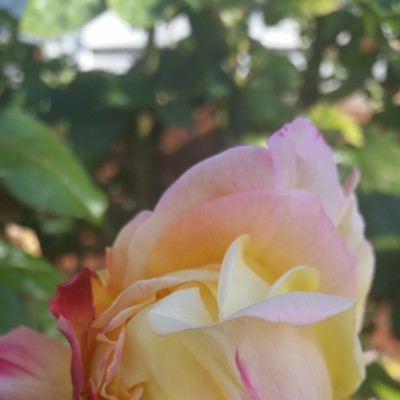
left=112, top=145, right=274, bottom=285
left=110, top=210, right=152, bottom=290
left=268, top=117, right=345, bottom=222
left=155, top=145, right=274, bottom=216
left=269, top=120, right=374, bottom=327
left=338, top=192, right=375, bottom=330
left=50, top=268, right=96, bottom=400
left=112, top=117, right=350, bottom=288
left=0, top=326, right=72, bottom=400
left=146, top=189, right=357, bottom=299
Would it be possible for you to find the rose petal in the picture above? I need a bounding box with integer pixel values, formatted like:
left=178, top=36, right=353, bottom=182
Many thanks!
left=149, top=292, right=363, bottom=399
left=149, top=291, right=353, bottom=334
left=155, top=146, right=274, bottom=216
left=266, top=265, right=319, bottom=298
left=148, top=286, right=218, bottom=334
left=121, top=305, right=242, bottom=400
left=94, top=267, right=219, bottom=332
left=0, top=326, right=72, bottom=400
left=146, top=189, right=357, bottom=299
left=50, top=268, right=96, bottom=400
left=218, top=236, right=270, bottom=320
left=50, top=268, right=95, bottom=336
left=110, top=211, right=152, bottom=290
left=337, top=193, right=374, bottom=329
left=342, top=168, right=360, bottom=197
left=225, top=311, right=361, bottom=400
left=111, top=118, right=364, bottom=296
left=268, top=117, right=345, bottom=222
left=113, top=145, right=274, bottom=285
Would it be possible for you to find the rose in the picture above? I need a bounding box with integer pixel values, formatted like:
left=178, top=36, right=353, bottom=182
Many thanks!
left=0, top=118, right=373, bottom=400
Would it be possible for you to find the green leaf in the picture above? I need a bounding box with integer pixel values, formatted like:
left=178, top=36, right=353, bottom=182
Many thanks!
left=20, top=0, right=105, bottom=37
left=156, top=99, right=193, bottom=127
left=344, top=131, right=400, bottom=195
left=358, top=361, right=400, bottom=398
left=0, top=241, right=63, bottom=336
left=0, top=109, right=107, bottom=223
left=243, top=48, right=300, bottom=130
left=371, top=249, right=400, bottom=300
left=359, top=192, right=400, bottom=245
left=362, top=0, right=400, bottom=18
left=28, top=299, right=64, bottom=340
left=0, top=283, right=29, bottom=334
left=308, top=103, right=364, bottom=147
left=107, top=0, right=176, bottom=28
left=46, top=71, right=131, bottom=165
left=263, top=0, right=340, bottom=24
left=0, top=240, right=62, bottom=301
left=296, top=0, right=340, bottom=17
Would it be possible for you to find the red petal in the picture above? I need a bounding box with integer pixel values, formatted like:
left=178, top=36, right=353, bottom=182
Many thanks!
left=50, top=268, right=95, bottom=400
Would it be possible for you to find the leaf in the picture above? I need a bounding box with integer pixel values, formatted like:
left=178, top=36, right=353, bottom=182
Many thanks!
left=27, top=299, right=64, bottom=340
left=107, top=0, right=176, bottom=28
left=20, top=0, right=105, bottom=37
left=363, top=0, right=400, bottom=18
left=358, top=361, right=400, bottom=399
left=343, top=131, right=400, bottom=195
left=156, top=99, right=193, bottom=127
left=296, top=0, right=340, bottom=17
left=46, top=71, right=131, bottom=165
left=308, top=102, right=364, bottom=147
left=359, top=192, right=400, bottom=244
left=68, top=108, right=130, bottom=165
left=243, top=47, right=300, bottom=130
left=263, top=0, right=340, bottom=25
left=0, top=284, right=29, bottom=334
left=0, top=241, right=63, bottom=336
left=0, top=109, right=107, bottom=223
left=0, top=240, right=62, bottom=301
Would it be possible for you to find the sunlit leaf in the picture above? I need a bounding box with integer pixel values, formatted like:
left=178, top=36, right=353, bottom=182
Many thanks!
left=298, top=0, right=341, bottom=17
left=308, top=102, right=364, bottom=147
left=107, top=0, right=176, bottom=28
left=263, top=0, right=340, bottom=25
left=20, top=0, right=105, bottom=37
left=358, top=361, right=400, bottom=398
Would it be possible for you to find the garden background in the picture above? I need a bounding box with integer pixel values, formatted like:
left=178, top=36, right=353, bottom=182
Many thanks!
left=1, top=0, right=400, bottom=397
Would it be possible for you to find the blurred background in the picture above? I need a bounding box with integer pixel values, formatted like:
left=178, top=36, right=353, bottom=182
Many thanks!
left=0, top=0, right=400, bottom=398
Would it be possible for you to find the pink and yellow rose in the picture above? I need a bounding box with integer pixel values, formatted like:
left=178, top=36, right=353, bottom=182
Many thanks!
left=0, top=118, right=374, bottom=399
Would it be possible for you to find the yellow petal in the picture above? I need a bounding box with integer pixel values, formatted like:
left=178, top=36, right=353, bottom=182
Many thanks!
left=218, top=236, right=271, bottom=320
left=267, top=265, right=319, bottom=298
